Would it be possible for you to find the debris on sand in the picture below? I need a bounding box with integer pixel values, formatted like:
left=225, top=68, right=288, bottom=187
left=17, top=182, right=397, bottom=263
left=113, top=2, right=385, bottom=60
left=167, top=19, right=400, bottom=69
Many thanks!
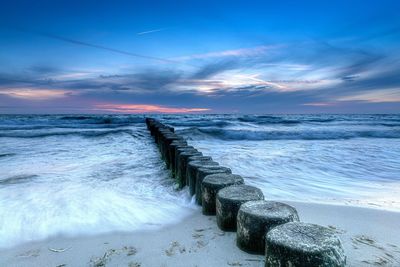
left=192, top=233, right=204, bottom=239
left=227, top=261, right=243, bottom=266
left=165, top=241, right=186, bottom=256
left=90, top=246, right=138, bottom=266
left=48, top=247, right=72, bottom=253
left=128, top=262, right=141, bottom=267
left=125, top=246, right=137, bottom=256
left=194, top=227, right=212, bottom=232
left=352, top=235, right=383, bottom=250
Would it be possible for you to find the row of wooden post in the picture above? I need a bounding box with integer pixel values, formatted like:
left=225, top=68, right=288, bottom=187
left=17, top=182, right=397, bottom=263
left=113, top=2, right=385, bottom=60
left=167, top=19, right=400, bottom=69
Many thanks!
left=145, top=118, right=346, bottom=267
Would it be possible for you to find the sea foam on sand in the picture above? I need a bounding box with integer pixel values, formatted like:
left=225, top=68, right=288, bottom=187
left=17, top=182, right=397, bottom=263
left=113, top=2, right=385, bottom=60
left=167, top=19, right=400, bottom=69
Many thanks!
left=0, top=202, right=399, bottom=267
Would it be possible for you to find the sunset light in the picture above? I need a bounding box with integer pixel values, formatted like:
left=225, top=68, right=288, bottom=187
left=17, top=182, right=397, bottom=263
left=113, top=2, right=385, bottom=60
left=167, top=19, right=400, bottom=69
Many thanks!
left=95, top=103, right=210, bottom=113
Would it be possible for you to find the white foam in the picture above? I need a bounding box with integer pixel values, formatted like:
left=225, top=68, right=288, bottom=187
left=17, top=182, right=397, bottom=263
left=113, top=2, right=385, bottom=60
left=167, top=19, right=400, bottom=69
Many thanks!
left=188, top=138, right=400, bottom=212
left=0, top=124, right=194, bottom=248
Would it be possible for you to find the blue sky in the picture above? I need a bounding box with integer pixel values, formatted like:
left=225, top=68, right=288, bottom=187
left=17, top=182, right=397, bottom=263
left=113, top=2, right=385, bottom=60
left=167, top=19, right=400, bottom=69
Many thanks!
left=0, top=0, right=399, bottom=113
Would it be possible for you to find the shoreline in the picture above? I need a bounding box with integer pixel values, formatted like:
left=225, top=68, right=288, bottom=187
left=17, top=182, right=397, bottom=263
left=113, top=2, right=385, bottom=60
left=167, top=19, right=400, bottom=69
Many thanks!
left=1, top=201, right=399, bottom=267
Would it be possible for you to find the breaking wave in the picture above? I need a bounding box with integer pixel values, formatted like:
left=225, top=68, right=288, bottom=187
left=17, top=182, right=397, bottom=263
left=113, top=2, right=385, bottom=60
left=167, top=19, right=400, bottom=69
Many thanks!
left=0, top=129, right=140, bottom=138
left=179, top=127, right=400, bottom=140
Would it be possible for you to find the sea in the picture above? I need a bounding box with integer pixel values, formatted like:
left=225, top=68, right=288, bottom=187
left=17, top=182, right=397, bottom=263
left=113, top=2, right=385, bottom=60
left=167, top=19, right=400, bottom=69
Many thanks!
left=0, top=114, right=399, bottom=248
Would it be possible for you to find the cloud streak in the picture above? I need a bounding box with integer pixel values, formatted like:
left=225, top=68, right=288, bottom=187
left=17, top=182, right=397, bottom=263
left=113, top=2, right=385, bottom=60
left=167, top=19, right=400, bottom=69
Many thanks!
left=94, top=103, right=210, bottom=113
left=173, top=45, right=277, bottom=61
left=337, top=88, right=400, bottom=103
left=0, top=88, right=71, bottom=100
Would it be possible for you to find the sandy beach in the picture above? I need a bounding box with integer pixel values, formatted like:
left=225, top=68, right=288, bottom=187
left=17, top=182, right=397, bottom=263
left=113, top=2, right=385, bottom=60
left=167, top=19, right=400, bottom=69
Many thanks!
left=1, top=201, right=399, bottom=267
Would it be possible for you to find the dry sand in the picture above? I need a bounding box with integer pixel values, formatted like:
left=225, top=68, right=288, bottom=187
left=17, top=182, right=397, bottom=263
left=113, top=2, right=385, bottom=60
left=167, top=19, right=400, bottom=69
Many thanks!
left=0, top=201, right=399, bottom=267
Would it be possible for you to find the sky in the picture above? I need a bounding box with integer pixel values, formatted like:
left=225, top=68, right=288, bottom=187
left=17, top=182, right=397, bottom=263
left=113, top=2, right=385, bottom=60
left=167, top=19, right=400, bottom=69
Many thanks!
left=0, top=0, right=400, bottom=114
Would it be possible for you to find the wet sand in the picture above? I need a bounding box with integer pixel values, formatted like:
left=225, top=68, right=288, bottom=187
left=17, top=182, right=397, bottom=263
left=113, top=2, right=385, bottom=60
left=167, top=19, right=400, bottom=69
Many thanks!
left=1, top=202, right=399, bottom=267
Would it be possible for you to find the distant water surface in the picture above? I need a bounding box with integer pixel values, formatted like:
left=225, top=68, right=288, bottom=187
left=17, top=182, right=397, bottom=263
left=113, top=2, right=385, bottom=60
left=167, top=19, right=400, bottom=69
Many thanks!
left=0, top=114, right=399, bottom=248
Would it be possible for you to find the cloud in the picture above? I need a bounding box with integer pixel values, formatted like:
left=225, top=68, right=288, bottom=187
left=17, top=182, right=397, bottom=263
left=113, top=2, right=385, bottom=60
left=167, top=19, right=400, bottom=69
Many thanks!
left=337, top=88, right=400, bottom=103
left=302, top=102, right=335, bottom=106
left=173, top=45, right=277, bottom=61
left=1, top=34, right=400, bottom=114
left=191, top=60, right=239, bottom=79
left=94, top=103, right=210, bottom=113
left=0, top=88, right=71, bottom=100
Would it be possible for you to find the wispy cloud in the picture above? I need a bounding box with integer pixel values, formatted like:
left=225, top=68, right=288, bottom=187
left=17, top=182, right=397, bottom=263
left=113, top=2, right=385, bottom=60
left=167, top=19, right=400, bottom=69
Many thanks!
left=173, top=45, right=278, bottom=61
left=337, top=88, right=400, bottom=103
left=94, top=103, right=210, bottom=113
left=0, top=88, right=71, bottom=100
left=137, top=28, right=165, bottom=35
left=302, top=102, right=334, bottom=106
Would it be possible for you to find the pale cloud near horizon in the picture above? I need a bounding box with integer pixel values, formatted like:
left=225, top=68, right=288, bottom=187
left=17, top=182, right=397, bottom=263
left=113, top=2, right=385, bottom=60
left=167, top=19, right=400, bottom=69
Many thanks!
left=302, top=102, right=334, bottom=107
left=337, top=88, right=400, bottom=103
left=94, top=103, right=210, bottom=113
left=0, top=88, right=71, bottom=100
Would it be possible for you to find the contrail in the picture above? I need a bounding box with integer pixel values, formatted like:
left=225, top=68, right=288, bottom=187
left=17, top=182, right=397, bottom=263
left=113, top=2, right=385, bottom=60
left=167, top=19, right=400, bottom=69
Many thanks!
left=15, top=27, right=179, bottom=64
left=137, top=28, right=165, bottom=35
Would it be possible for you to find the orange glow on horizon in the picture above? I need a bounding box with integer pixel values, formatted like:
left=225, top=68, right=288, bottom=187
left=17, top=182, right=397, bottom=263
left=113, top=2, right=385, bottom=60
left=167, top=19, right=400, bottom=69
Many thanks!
left=94, top=103, right=211, bottom=113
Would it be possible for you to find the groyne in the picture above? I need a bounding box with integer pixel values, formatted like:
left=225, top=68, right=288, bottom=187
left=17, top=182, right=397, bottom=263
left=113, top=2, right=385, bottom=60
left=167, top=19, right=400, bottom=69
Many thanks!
left=145, top=118, right=346, bottom=267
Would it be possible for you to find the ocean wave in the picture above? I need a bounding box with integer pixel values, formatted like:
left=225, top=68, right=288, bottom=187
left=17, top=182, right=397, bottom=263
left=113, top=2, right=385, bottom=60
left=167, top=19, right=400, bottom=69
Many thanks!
left=0, top=153, right=16, bottom=158
left=0, top=129, right=138, bottom=138
left=0, top=175, right=39, bottom=186
left=235, top=115, right=342, bottom=125
left=167, top=120, right=230, bottom=128
left=0, top=115, right=145, bottom=129
left=60, top=115, right=92, bottom=120
left=237, top=115, right=300, bottom=125
left=0, top=123, right=133, bottom=131
left=179, top=127, right=400, bottom=140
left=378, top=123, right=400, bottom=127
left=60, top=115, right=145, bottom=125
left=235, top=115, right=400, bottom=126
left=304, top=118, right=337, bottom=123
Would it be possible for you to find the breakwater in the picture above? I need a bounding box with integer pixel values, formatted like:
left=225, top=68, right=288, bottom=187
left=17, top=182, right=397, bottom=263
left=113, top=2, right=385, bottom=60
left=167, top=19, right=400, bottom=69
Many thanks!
left=146, top=118, right=346, bottom=267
